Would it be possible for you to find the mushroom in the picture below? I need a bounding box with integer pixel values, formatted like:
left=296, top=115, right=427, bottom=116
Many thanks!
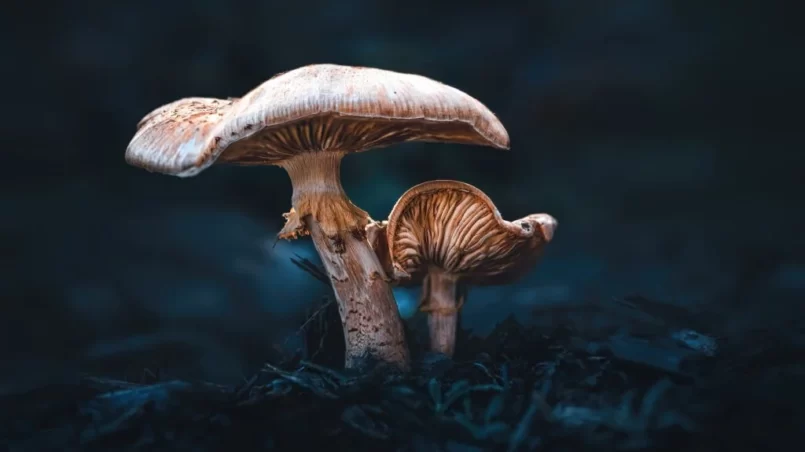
left=369, top=180, right=557, bottom=357
left=125, top=64, right=509, bottom=371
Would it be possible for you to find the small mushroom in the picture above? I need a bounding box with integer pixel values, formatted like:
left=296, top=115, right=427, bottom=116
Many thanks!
left=125, top=64, right=509, bottom=371
left=372, top=180, right=557, bottom=357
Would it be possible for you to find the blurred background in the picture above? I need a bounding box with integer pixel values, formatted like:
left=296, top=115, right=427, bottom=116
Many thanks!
left=2, top=1, right=801, bottom=391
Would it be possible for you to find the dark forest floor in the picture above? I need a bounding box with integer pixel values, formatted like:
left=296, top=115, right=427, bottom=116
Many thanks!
left=2, top=290, right=804, bottom=452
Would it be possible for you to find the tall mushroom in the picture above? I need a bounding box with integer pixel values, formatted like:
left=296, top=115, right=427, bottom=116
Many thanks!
left=369, top=180, right=557, bottom=357
left=125, top=64, right=509, bottom=371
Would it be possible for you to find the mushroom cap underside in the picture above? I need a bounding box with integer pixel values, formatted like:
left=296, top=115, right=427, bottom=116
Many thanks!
left=385, top=180, right=555, bottom=286
left=126, top=64, right=510, bottom=177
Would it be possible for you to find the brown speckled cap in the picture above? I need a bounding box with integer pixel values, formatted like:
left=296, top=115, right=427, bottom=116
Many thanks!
left=126, top=64, right=510, bottom=178
left=384, top=180, right=557, bottom=286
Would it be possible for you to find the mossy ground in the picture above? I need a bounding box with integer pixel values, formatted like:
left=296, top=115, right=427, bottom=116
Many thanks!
left=2, top=291, right=802, bottom=451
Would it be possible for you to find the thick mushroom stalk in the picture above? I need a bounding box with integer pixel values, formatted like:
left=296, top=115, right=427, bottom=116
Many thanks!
left=279, top=152, right=409, bottom=369
left=379, top=180, right=558, bottom=357
left=125, top=64, right=510, bottom=372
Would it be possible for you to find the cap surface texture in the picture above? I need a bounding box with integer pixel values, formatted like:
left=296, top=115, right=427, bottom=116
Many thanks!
left=126, top=64, right=510, bottom=177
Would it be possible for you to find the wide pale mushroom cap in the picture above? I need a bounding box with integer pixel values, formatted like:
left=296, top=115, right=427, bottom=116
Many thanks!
left=126, top=64, right=510, bottom=177
left=384, top=180, right=557, bottom=286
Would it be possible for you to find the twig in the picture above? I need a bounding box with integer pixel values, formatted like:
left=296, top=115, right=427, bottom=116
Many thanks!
left=280, top=298, right=334, bottom=357
left=508, top=388, right=549, bottom=452
left=235, top=374, right=259, bottom=399
left=299, top=299, right=334, bottom=332
left=299, top=360, right=350, bottom=383
left=262, top=363, right=338, bottom=399
left=290, top=254, right=330, bottom=285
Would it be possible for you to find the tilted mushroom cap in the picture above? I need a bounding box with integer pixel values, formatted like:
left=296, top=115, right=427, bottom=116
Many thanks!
left=126, top=64, right=510, bottom=177
left=385, top=180, right=557, bottom=286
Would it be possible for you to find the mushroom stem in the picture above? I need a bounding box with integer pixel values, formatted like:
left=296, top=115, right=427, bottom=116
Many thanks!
left=278, top=152, right=372, bottom=240
left=280, top=152, right=410, bottom=372
left=420, top=269, right=462, bottom=357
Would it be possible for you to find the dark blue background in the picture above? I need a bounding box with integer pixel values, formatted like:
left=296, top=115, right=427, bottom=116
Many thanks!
left=2, top=1, right=802, bottom=391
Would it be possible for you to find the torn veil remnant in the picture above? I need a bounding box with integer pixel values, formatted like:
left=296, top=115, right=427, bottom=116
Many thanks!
left=125, top=64, right=510, bottom=372
left=370, top=180, right=557, bottom=357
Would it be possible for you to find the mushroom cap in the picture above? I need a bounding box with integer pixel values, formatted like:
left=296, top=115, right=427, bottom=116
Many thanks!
left=126, top=64, right=510, bottom=177
left=385, top=180, right=556, bottom=286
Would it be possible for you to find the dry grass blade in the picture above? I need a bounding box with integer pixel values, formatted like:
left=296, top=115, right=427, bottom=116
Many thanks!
left=290, top=253, right=330, bottom=285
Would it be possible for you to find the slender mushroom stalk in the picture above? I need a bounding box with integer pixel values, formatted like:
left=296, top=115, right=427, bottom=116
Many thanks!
left=420, top=269, right=467, bottom=356
left=373, top=180, right=557, bottom=357
left=125, top=64, right=510, bottom=372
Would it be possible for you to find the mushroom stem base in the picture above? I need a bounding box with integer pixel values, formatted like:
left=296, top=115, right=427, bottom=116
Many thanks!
left=421, top=270, right=463, bottom=357
left=306, top=216, right=411, bottom=372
